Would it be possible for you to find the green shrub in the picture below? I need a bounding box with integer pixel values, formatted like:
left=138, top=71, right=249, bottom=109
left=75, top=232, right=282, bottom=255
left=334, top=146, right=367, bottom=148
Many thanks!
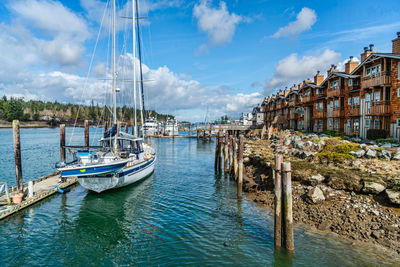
left=324, top=130, right=340, bottom=137
left=22, top=113, right=30, bottom=121
left=32, top=113, right=40, bottom=121
left=375, top=138, right=395, bottom=144
left=367, top=129, right=387, bottom=140
left=316, top=141, right=359, bottom=162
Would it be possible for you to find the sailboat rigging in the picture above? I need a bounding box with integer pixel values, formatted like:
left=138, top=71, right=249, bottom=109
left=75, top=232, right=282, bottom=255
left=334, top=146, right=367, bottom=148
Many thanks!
left=56, top=0, right=156, bottom=193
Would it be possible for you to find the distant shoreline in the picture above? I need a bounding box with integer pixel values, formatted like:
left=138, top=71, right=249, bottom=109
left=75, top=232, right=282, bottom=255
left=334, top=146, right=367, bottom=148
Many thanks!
left=0, top=121, right=99, bottom=129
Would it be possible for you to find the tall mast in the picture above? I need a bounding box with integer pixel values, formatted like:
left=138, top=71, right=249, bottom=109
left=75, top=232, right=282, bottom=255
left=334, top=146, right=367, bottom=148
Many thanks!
left=112, top=0, right=117, bottom=125
left=132, top=0, right=137, bottom=137
left=135, top=0, right=145, bottom=137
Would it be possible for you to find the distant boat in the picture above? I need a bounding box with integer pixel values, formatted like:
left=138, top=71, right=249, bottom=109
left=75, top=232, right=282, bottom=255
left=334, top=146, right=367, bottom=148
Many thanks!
left=164, top=118, right=178, bottom=136
left=143, top=118, right=160, bottom=136
left=56, top=0, right=156, bottom=193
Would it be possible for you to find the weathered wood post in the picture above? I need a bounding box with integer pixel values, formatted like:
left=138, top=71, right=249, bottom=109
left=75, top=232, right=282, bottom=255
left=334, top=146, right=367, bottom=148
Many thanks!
left=117, top=121, right=121, bottom=137
left=224, top=133, right=229, bottom=173
left=209, top=130, right=212, bottom=140
left=12, top=120, right=23, bottom=193
left=197, top=129, right=199, bottom=140
left=60, top=124, right=66, bottom=162
left=228, top=135, right=233, bottom=174
left=274, top=154, right=283, bottom=248
left=104, top=121, right=108, bottom=134
left=233, top=136, right=238, bottom=180
left=188, top=123, right=191, bottom=137
left=218, top=131, right=224, bottom=172
left=125, top=122, right=129, bottom=133
left=214, top=130, right=219, bottom=169
left=282, top=162, right=294, bottom=251
left=237, top=135, right=244, bottom=198
left=84, top=120, right=89, bottom=148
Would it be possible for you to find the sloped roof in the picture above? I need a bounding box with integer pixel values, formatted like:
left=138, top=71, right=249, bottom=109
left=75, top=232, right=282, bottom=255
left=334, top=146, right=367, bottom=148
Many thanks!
left=320, top=71, right=360, bottom=86
left=351, top=53, right=400, bottom=74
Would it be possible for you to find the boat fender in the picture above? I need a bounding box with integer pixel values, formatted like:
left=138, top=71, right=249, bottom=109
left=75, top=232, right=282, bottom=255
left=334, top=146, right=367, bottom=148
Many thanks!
left=54, top=185, right=70, bottom=194
left=145, top=151, right=151, bottom=160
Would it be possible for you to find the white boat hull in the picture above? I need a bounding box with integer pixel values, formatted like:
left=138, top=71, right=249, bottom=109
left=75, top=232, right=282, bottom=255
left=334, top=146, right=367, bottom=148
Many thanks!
left=78, top=156, right=156, bottom=193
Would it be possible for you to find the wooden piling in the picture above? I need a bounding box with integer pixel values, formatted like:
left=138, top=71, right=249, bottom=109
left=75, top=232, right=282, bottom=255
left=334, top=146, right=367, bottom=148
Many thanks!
left=117, top=121, right=121, bottom=137
left=274, top=154, right=283, bottom=248
left=84, top=120, right=89, bottom=148
left=218, top=131, right=223, bottom=172
left=228, top=135, right=233, bottom=174
left=197, top=130, right=199, bottom=140
left=237, top=135, right=244, bottom=198
left=125, top=122, right=130, bottom=133
left=60, top=124, right=66, bottom=162
left=12, top=120, right=23, bottom=193
left=104, top=121, right=108, bottom=133
left=209, top=130, right=212, bottom=140
left=282, top=162, right=294, bottom=251
left=224, top=133, right=229, bottom=173
left=188, top=124, right=191, bottom=137
left=214, top=130, right=219, bottom=169
left=233, top=136, right=238, bottom=180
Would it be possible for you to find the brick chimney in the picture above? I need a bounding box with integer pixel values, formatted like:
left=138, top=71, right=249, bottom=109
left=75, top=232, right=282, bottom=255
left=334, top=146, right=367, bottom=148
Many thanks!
left=314, top=70, right=324, bottom=85
left=327, top=64, right=339, bottom=76
left=345, top=56, right=359, bottom=74
left=360, top=44, right=375, bottom=62
left=392, top=32, right=400, bottom=54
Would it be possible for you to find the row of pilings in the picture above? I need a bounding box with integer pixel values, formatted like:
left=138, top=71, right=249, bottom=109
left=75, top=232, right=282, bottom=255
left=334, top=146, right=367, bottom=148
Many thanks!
left=213, top=130, right=294, bottom=252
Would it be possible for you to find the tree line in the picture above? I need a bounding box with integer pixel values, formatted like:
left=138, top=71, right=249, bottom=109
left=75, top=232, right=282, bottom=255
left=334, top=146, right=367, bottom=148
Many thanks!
left=0, top=96, right=173, bottom=124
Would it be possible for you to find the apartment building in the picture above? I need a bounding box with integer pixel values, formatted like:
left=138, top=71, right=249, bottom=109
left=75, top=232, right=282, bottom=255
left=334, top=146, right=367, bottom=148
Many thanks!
left=262, top=33, right=400, bottom=141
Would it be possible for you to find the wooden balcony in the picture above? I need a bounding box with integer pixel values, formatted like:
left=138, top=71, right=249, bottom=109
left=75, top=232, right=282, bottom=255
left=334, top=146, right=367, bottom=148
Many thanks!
left=276, top=103, right=282, bottom=109
left=314, top=110, right=325, bottom=119
left=348, top=105, right=360, bottom=116
left=361, top=72, right=391, bottom=89
left=288, top=100, right=296, bottom=107
left=301, top=95, right=312, bottom=103
left=327, top=108, right=343, bottom=117
left=368, top=100, right=390, bottom=115
left=327, top=88, right=341, bottom=98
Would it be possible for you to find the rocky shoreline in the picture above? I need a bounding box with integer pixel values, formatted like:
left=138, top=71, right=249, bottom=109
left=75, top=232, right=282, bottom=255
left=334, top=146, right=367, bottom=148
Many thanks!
left=243, top=131, right=400, bottom=257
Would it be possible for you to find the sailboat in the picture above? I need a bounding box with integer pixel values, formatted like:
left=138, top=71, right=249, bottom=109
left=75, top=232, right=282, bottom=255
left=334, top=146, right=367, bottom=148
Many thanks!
left=56, top=0, right=156, bottom=193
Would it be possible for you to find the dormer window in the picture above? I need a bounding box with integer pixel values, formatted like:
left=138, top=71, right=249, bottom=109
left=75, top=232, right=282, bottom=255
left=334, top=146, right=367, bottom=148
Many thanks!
left=366, top=64, right=381, bottom=77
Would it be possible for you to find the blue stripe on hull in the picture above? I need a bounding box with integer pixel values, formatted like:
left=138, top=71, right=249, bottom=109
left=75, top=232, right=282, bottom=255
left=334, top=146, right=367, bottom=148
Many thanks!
left=118, top=158, right=155, bottom=177
left=60, top=162, right=127, bottom=177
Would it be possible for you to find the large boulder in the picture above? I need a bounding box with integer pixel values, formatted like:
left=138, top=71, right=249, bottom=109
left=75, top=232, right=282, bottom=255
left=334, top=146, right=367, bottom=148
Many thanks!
left=309, top=174, right=325, bottom=185
left=362, top=181, right=386, bottom=194
left=350, top=150, right=365, bottom=158
left=385, top=189, right=400, bottom=205
left=379, top=150, right=391, bottom=160
left=365, top=149, right=377, bottom=158
left=299, top=151, right=315, bottom=159
left=283, top=138, right=291, bottom=146
left=296, top=141, right=305, bottom=150
left=393, top=153, right=400, bottom=160
left=380, top=143, right=392, bottom=148
left=305, top=186, right=326, bottom=204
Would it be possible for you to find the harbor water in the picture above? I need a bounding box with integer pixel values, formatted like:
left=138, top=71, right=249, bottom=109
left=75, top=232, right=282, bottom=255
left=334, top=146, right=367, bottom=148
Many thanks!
left=0, top=128, right=396, bottom=266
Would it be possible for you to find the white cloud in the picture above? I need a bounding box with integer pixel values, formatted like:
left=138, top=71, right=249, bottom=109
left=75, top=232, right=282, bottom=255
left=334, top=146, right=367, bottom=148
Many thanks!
left=265, top=49, right=341, bottom=94
left=7, top=0, right=90, bottom=67
left=193, top=0, right=243, bottom=52
left=272, top=7, right=317, bottom=38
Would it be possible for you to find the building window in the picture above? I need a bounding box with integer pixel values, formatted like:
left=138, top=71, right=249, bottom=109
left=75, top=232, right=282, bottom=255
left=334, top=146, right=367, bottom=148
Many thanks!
left=397, top=118, right=400, bottom=127
left=397, top=88, right=400, bottom=97
left=374, top=91, right=381, bottom=102
left=348, top=79, right=353, bottom=86
left=354, top=119, right=359, bottom=132
left=348, top=97, right=352, bottom=105
left=366, top=64, right=381, bottom=77
left=374, top=119, right=380, bottom=129
left=330, top=80, right=339, bottom=89
left=365, top=119, right=371, bottom=127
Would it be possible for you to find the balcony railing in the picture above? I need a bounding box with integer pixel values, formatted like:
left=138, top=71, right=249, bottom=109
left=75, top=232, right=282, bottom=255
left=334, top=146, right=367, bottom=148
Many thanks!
left=361, top=71, right=391, bottom=89
left=276, top=103, right=282, bottom=109
left=327, top=107, right=343, bottom=117
left=288, top=100, right=296, bottom=107
left=314, top=110, right=325, bottom=119
left=368, top=100, right=390, bottom=115
left=327, top=89, right=341, bottom=98
left=301, top=95, right=312, bottom=103
left=348, top=105, right=360, bottom=116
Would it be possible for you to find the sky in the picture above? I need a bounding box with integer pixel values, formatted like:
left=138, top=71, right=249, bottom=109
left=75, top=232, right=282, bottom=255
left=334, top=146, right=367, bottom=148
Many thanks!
left=1, top=0, right=400, bottom=122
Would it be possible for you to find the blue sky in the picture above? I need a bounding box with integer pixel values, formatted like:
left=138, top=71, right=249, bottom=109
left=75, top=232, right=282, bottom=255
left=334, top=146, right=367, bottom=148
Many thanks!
left=1, top=0, right=400, bottom=122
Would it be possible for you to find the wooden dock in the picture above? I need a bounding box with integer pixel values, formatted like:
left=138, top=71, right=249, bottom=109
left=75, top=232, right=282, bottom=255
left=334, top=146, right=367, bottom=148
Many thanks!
left=0, top=173, right=77, bottom=221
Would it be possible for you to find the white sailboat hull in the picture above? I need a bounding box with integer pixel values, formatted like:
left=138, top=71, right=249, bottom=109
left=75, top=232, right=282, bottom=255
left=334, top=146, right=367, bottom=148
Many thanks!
left=78, top=156, right=156, bottom=193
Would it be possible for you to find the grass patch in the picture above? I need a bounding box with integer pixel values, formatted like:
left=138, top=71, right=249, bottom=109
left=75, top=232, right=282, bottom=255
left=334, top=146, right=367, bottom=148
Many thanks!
left=315, top=141, right=359, bottom=163
left=376, top=138, right=395, bottom=144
